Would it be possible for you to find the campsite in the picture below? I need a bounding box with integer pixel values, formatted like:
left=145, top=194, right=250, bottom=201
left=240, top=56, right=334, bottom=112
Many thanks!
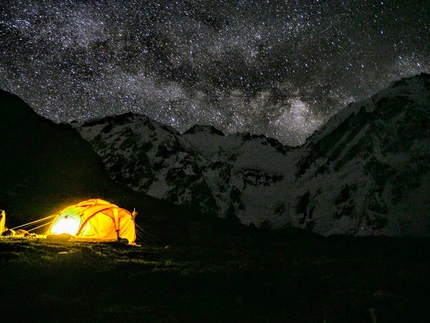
left=1, top=218, right=430, bottom=322
left=1, top=75, right=430, bottom=322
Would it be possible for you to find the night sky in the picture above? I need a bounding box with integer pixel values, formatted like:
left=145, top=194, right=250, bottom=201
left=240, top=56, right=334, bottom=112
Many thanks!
left=1, top=0, right=429, bottom=146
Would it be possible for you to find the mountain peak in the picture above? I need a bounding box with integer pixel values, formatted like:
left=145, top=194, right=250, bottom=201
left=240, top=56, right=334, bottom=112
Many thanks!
left=183, top=124, right=225, bottom=136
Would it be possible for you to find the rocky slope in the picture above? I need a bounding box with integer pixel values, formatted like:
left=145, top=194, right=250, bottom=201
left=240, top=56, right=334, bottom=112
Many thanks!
left=291, top=73, right=430, bottom=236
left=74, top=73, right=430, bottom=236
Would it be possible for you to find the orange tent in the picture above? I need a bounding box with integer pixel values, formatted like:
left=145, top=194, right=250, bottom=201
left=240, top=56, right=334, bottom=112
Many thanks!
left=45, top=199, right=136, bottom=244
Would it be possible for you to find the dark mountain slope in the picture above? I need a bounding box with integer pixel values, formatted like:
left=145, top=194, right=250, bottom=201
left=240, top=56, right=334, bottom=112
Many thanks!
left=0, top=89, right=129, bottom=225
left=0, top=90, right=191, bottom=243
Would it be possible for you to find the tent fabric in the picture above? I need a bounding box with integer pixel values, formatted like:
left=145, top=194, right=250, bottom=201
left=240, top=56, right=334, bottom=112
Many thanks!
left=46, top=199, right=136, bottom=244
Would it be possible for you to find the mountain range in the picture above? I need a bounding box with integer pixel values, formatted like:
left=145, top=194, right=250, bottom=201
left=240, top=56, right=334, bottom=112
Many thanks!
left=72, top=73, right=430, bottom=237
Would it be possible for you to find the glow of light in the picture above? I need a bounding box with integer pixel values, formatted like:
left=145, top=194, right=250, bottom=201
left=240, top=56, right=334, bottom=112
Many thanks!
left=50, top=214, right=81, bottom=235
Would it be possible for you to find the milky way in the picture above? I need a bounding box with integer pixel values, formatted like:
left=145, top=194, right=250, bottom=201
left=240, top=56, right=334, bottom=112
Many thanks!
left=0, top=0, right=429, bottom=145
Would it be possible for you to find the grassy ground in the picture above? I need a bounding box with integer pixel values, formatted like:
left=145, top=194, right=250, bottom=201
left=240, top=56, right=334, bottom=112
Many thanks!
left=1, top=230, right=429, bottom=323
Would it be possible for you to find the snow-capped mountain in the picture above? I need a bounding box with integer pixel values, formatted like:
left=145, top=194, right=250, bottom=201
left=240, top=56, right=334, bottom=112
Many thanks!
left=73, top=73, right=430, bottom=236
left=291, top=73, right=430, bottom=236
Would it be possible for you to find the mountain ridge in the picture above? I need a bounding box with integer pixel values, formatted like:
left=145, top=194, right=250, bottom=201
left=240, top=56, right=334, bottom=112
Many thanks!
left=73, top=73, right=430, bottom=237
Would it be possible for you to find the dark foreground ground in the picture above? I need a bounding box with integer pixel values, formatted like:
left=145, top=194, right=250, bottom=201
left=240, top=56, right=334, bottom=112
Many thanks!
left=0, top=231, right=429, bottom=323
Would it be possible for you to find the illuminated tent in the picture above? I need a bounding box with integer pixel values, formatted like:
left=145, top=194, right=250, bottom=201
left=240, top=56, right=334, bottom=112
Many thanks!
left=45, top=199, right=136, bottom=244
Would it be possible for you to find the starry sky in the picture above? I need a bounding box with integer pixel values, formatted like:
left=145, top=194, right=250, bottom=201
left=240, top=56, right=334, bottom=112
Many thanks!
left=0, top=0, right=429, bottom=146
